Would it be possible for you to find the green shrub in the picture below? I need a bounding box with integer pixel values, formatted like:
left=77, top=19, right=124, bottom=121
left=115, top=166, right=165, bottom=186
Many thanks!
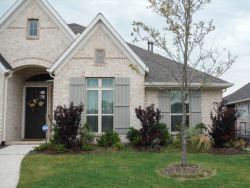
left=98, top=131, right=121, bottom=148
left=172, top=134, right=181, bottom=150
left=34, top=143, right=49, bottom=152
left=34, top=143, right=65, bottom=153
left=82, top=144, right=94, bottom=151
left=80, top=123, right=94, bottom=147
left=126, top=127, right=140, bottom=145
left=112, top=142, right=124, bottom=151
left=234, top=139, right=246, bottom=149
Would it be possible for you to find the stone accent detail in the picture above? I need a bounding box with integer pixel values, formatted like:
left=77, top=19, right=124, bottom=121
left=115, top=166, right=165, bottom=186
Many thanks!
left=201, top=89, right=222, bottom=126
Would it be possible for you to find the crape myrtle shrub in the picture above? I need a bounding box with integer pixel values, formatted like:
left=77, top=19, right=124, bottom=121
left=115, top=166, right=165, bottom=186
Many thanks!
left=52, top=103, right=84, bottom=149
left=127, top=104, right=170, bottom=147
left=209, top=101, right=238, bottom=147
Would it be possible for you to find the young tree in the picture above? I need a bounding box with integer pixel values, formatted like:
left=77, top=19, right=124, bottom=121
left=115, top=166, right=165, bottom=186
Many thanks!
left=132, top=0, right=236, bottom=166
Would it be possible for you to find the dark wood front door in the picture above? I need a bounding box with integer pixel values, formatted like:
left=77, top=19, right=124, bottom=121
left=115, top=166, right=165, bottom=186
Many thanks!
left=25, top=87, right=47, bottom=139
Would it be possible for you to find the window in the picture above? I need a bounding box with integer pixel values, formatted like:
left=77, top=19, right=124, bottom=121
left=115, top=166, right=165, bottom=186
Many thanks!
left=170, top=90, right=189, bottom=132
left=86, top=78, right=114, bottom=133
left=28, top=19, right=39, bottom=38
left=95, top=49, right=105, bottom=64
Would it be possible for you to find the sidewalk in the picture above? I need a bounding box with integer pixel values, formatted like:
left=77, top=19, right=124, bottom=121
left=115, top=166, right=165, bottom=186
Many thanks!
left=0, top=145, right=36, bottom=188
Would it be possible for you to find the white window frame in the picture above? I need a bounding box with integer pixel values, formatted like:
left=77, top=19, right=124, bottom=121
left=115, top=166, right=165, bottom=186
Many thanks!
left=86, top=78, right=114, bottom=134
left=170, top=90, right=190, bottom=133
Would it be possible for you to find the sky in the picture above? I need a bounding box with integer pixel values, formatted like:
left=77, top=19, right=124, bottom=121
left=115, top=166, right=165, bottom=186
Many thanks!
left=0, top=0, right=249, bottom=96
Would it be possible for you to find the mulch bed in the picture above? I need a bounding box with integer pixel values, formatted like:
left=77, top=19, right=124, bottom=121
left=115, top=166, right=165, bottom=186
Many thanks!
left=158, top=164, right=215, bottom=180
left=210, top=147, right=244, bottom=155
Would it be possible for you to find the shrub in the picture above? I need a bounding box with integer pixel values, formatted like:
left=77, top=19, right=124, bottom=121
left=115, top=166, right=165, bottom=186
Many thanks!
left=172, top=134, right=182, bottom=150
left=82, top=144, right=94, bottom=151
left=209, top=101, right=238, bottom=147
left=80, top=123, right=94, bottom=147
left=129, top=104, right=170, bottom=147
left=98, top=131, right=121, bottom=148
left=187, top=123, right=208, bottom=139
left=126, top=127, right=140, bottom=145
left=52, top=103, right=84, bottom=149
left=112, top=142, right=124, bottom=151
left=234, top=139, right=246, bottom=149
left=34, top=143, right=65, bottom=153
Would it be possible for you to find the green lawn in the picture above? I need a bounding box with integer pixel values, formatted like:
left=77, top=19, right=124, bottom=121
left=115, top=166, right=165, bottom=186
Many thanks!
left=18, top=150, right=250, bottom=188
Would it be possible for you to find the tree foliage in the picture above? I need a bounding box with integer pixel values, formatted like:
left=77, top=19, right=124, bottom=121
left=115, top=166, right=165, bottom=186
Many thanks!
left=132, top=0, right=236, bottom=165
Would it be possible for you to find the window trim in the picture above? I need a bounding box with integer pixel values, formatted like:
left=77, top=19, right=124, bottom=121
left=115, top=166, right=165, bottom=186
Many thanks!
left=27, top=18, right=39, bottom=40
left=86, top=78, right=114, bottom=134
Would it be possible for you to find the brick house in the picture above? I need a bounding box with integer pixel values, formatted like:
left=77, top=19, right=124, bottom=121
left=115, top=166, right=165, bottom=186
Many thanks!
left=0, top=0, right=232, bottom=143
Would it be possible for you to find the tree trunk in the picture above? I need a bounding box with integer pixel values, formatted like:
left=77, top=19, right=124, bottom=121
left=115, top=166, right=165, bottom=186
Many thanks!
left=181, top=93, right=188, bottom=166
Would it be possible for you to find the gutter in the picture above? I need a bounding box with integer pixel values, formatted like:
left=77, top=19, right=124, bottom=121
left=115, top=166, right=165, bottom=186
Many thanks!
left=144, top=82, right=234, bottom=89
left=1, top=71, right=13, bottom=145
left=226, top=98, right=250, bottom=105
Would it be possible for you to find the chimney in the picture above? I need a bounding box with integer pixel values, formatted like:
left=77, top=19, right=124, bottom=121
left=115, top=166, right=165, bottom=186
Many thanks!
left=151, top=42, right=154, bottom=52
left=147, top=41, right=154, bottom=52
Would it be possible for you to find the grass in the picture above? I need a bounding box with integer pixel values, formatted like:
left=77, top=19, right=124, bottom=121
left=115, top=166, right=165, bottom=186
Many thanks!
left=18, top=149, right=250, bottom=188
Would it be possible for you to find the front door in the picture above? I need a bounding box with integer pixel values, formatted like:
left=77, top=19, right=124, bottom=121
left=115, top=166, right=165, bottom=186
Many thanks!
left=25, top=87, right=47, bottom=139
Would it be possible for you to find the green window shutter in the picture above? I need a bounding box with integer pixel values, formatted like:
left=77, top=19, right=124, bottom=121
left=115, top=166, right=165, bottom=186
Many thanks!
left=114, top=77, right=130, bottom=134
left=69, top=77, right=86, bottom=124
left=158, top=90, right=170, bottom=129
left=190, top=90, right=202, bottom=127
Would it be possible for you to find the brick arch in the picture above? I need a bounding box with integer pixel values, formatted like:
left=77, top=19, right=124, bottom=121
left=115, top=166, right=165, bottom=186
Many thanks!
left=10, top=57, right=53, bottom=69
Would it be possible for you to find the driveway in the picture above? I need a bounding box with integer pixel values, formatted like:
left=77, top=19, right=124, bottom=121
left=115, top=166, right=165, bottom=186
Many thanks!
left=0, top=145, right=36, bottom=188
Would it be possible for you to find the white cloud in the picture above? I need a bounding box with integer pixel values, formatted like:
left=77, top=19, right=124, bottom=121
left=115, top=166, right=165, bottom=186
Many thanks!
left=0, top=0, right=249, bottom=96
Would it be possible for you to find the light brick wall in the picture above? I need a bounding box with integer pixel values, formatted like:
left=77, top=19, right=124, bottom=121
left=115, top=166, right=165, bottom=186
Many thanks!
left=0, top=0, right=71, bottom=69
left=201, top=89, right=222, bottom=126
left=0, top=73, right=5, bottom=140
left=54, top=25, right=145, bottom=130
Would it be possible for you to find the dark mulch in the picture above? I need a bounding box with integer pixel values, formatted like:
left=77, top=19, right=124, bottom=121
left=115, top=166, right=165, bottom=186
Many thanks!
left=160, top=164, right=200, bottom=176
left=158, top=164, right=215, bottom=180
left=210, top=147, right=244, bottom=155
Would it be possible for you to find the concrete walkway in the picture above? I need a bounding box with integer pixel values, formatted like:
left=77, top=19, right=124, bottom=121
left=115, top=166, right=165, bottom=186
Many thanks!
left=0, top=145, right=36, bottom=188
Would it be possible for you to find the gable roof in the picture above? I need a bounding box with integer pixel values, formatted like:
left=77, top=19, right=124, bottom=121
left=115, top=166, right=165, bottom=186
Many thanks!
left=67, top=23, right=231, bottom=88
left=0, top=0, right=76, bottom=40
left=48, top=13, right=149, bottom=73
left=0, top=54, right=12, bottom=73
left=224, top=82, right=250, bottom=104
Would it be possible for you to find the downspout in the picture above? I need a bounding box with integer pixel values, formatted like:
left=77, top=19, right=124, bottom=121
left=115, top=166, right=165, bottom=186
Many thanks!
left=47, top=70, right=55, bottom=139
left=2, top=71, right=13, bottom=145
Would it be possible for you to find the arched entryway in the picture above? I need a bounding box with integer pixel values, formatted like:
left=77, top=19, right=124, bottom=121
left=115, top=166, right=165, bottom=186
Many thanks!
left=5, top=66, right=54, bottom=141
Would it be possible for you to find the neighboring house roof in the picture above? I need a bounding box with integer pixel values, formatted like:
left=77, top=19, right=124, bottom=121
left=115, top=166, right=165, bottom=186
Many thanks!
left=0, top=0, right=76, bottom=40
left=67, top=23, right=231, bottom=88
left=224, top=82, right=250, bottom=104
left=48, top=13, right=149, bottom=73
left=0, top=54, right=12, bottom=73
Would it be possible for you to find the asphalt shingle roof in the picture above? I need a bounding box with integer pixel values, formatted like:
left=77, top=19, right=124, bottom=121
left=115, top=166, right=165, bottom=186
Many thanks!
left=67, top=23, right=229, bottom=85
left=0, top=54, right=12, bottom=70
left=224, top=82, right=250, bottom=104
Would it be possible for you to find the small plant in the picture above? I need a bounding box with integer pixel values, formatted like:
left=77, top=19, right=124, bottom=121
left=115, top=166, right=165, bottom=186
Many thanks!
left=190, top=135, right=211, bottom=152
left=112, top=142, right=124, bottom=151
left=34, top=143, right=49, bottom=152
left=80, top=123, right=94, bottom=147
left=52, top=103, right=84, bottom=149
left=82, top=144, right=94, bottom=151
left=98, top=131, right=121, bottom=148
left=234, top=139, right=246, bottom=149
left=126, top=127, right=140, bottom=145
left=34, top=143, right=65, bottom=154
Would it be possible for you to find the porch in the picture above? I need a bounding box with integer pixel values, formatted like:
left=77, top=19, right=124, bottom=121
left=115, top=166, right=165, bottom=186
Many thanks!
left=3, top=66, right=53, bottom=142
